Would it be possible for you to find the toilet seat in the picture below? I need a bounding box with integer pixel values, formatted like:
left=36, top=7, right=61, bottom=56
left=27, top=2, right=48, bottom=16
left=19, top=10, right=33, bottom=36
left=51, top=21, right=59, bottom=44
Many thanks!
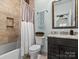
left=29, top=45, right=41, bottom=52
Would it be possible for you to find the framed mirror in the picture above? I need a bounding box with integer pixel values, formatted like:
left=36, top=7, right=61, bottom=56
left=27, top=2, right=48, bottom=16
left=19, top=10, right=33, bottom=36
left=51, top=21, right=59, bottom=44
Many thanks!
left=52, top=0, right=78, bottom=28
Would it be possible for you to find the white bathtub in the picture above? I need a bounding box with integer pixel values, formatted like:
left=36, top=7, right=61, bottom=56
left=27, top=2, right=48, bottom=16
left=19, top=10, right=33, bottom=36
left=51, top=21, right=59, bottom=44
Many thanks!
left=0, top=49, right=20, bottom=59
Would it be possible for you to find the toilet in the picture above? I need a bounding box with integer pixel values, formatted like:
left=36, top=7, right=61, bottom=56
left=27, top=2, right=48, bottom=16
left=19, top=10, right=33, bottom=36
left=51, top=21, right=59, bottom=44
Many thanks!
left=29, top=36, right=44, bottom=59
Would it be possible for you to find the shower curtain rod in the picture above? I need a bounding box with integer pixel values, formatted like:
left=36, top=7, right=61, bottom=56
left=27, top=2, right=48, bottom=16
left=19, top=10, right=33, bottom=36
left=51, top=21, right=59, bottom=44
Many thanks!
left=37, top=10, right=48, bottom=14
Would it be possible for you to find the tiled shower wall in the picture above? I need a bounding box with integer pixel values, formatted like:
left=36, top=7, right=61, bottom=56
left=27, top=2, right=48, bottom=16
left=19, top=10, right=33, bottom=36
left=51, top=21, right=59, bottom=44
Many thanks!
left=0, top=0, right=20, bottom=45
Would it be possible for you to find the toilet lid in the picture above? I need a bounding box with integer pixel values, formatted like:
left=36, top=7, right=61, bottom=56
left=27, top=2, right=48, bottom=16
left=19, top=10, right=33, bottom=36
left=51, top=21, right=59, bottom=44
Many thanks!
left=29, top=45, right=41, bottom=51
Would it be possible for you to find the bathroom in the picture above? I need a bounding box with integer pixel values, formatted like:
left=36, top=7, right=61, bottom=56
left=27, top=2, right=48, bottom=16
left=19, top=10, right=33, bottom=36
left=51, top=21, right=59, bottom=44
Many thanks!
left=0, top=0, right=78, bottom=59
left=21, top=0, right=78, bottom=59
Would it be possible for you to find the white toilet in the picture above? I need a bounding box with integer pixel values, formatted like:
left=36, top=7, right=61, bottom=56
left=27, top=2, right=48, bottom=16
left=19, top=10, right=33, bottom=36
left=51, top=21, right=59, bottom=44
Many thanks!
left=29, top=36, right=44, bottom=59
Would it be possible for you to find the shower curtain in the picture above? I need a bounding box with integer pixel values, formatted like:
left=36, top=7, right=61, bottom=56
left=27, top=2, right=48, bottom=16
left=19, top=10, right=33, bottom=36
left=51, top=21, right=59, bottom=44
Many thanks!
left=21, top=0, right=34, bottom=57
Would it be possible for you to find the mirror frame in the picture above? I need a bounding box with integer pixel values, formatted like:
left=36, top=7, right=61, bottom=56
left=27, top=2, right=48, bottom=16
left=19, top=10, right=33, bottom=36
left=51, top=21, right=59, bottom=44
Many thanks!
left=52, top=0, right=78, bottom=29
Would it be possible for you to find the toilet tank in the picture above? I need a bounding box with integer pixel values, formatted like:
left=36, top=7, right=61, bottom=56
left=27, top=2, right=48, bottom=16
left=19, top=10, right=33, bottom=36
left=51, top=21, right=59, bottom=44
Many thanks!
left=35, top=36, right=45, bottom=45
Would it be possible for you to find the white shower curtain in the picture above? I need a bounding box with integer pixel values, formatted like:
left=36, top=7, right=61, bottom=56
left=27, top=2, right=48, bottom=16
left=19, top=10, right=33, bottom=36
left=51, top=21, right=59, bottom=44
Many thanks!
left=21, top=0, right=35, bottom=57
left=21, top=22, right=28, bottom=56
left=28, top=22, right=34, bottom=47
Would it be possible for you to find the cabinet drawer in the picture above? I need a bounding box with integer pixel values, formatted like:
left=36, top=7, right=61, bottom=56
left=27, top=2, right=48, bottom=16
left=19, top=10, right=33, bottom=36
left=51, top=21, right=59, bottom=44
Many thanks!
left=48, top=37, right=78, bottom=47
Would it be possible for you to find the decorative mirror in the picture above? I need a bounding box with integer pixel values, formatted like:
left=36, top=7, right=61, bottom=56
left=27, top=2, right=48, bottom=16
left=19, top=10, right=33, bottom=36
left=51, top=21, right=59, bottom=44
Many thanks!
left=52, top=0, right=78, bottom=28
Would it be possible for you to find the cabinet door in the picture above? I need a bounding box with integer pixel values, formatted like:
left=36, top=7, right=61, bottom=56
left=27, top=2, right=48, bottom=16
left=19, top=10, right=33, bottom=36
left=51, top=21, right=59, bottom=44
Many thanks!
left=48, top=38, right=60, bottom=59
left=48, top=37, right=78, bottom=59
left=63, top=46, right=78, bottom=59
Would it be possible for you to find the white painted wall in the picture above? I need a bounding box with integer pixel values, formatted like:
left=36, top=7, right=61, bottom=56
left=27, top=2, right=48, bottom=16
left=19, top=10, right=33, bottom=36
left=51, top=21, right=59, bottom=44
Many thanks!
left=35, top=0, right=78, bottom=53
left=35, top=0, right=53, bottom=53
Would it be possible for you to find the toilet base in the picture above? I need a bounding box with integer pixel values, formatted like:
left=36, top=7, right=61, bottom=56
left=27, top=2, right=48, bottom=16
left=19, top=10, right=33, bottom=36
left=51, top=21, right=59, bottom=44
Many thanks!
left=30, top=53, right=38, bottom=59
left=29, top=45, right=41, bottom=59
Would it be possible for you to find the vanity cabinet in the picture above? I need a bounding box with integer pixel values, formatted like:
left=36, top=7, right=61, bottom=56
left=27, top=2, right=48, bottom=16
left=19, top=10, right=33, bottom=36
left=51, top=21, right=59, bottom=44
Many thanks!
left=48, top=37, right=78, bottom=59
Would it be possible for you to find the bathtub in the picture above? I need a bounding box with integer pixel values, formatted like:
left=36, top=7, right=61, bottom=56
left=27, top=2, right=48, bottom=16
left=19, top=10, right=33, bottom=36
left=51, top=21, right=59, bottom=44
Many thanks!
left=0, top=49, right=20, bottom=59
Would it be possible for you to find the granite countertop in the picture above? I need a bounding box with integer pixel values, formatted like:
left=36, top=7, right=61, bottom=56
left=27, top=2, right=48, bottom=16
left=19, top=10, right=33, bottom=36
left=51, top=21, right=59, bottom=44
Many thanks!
left=48, top=34, right=78, bottom=39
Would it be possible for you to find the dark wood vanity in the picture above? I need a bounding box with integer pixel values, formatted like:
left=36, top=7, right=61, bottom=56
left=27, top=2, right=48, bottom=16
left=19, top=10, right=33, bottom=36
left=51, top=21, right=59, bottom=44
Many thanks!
left=48, top=36, right=78, bottom=59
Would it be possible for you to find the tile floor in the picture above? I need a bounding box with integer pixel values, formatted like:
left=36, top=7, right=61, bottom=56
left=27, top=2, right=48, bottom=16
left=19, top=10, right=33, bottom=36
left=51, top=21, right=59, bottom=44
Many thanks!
left=38, top=55, right=47, bottom=59
left=24, top=54, right=47, bottom=59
